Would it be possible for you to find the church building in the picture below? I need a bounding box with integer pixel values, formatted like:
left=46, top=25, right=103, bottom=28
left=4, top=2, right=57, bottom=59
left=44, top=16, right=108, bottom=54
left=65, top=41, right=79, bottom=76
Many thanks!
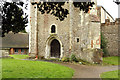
left=29, top=0, right=113, bottom=63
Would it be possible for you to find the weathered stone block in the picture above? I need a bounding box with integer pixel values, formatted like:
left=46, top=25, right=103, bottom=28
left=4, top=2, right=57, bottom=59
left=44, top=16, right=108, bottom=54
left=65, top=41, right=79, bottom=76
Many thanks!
left=82, top=48, right=103, bottom=63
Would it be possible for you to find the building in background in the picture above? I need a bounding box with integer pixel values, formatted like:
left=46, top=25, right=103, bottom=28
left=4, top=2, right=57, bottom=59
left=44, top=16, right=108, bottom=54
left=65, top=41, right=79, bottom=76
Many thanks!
left=97, top=6, right=115, bottom=23
left=0, top=32, right=29, bottom=57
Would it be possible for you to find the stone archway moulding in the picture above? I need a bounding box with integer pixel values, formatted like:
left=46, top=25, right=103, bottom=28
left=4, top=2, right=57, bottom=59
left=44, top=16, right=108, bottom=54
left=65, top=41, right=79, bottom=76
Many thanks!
left=45, top=35, right=63, bottom=59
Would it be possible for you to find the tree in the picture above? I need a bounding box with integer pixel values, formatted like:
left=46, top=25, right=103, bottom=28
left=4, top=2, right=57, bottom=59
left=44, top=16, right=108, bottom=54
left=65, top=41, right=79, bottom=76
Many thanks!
left=1, top=1, right=28, bottom=37
left=31, top=1, right=94, bottom=21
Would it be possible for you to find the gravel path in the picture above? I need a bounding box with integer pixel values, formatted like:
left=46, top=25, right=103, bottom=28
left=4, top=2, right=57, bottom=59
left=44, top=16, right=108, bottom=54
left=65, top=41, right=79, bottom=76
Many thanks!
left=52, top=62, right=118, bottom=78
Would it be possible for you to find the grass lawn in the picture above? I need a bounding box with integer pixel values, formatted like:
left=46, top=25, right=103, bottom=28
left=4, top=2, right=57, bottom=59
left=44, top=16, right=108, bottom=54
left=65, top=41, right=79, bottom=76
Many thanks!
left=100, top=56, right=119, bottom=79
left=0, top=59, right=1, bottom=80
left=2, top=58, right=74, bottom=78
left=9, top=55, right=29, bottom=59
left=100, top=70, right=119, bottom=79
left=102, top=56, right=119, bottom=65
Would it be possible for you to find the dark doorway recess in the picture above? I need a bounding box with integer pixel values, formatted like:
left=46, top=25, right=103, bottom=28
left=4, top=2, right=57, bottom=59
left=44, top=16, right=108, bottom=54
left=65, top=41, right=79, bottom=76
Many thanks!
left=50, top=39, right=60, bottom=58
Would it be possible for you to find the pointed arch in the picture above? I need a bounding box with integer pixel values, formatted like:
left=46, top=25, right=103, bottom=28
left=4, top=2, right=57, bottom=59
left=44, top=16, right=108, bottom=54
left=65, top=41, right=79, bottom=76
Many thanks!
left=45, top=36, right=63, bottom=59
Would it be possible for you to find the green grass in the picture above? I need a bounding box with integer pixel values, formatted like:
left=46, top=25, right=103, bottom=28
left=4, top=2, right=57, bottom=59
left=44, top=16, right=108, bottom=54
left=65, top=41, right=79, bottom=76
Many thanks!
left=100, top=70, right=119, bottom=78
left=9, top=55, right=29, bottom=59
left=2, top=58, right=74, bottom=78
left=0, top=59, right=1, bottom=80
left=102, top=56, right=119, bottom=65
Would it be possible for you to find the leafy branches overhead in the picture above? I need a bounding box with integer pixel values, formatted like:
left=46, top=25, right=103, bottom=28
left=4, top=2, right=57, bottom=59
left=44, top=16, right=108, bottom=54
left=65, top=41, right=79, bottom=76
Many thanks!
left=32, top=2, right=68, bottom=21
left=2, top=1, right=28, bottom=37
left=31, top=1, right=94, bottom=21
left=73, top=2, right=95, bottom=13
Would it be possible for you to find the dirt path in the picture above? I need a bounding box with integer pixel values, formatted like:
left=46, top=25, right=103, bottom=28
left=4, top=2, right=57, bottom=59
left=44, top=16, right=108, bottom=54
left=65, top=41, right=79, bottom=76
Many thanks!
left=52, top=62, right=118, bottom=78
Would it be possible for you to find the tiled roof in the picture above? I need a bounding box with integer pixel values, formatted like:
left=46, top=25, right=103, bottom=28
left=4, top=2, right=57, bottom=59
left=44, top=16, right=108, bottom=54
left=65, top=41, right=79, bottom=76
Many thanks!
left=0, top=32, right=29, bottom=48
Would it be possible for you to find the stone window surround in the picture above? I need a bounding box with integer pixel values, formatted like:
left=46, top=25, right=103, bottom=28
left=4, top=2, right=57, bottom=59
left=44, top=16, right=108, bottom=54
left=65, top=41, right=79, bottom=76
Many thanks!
left=75, top=37, right=80, bottom=44
left=49, top=24, right=57, bottom=34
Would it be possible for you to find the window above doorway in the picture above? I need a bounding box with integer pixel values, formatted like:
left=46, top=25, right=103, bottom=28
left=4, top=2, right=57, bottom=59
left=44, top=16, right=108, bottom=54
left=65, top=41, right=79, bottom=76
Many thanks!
left=51, top=25, right=56, bottom=33
left=50, top=24, right=57, bottom=34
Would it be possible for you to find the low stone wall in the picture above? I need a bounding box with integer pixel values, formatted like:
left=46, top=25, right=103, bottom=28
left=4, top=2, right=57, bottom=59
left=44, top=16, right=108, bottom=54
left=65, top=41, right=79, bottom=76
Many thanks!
left=80, top=48, right=103, bottom=63
left=0, top=49, right=10, bottom=57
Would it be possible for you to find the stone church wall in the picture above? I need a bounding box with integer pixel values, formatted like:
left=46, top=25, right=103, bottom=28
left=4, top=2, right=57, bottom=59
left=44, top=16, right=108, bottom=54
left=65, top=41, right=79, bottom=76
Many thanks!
left=29, top=4, right=38, bottom=57
left=101, top=19, right=120, bottom=56
left=37, top=3, right=70, bottom=58
left=29, top=2, right=102, bottom=63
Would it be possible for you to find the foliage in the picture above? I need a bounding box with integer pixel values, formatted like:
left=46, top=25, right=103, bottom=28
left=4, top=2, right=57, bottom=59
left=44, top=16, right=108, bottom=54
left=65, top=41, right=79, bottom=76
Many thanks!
left=31, top=1, right=94, bottom=21
left=102, top=56, right=119, bottom=66
left=9, top=55, right=29, bottom=59
left=61, top=57, right=70, bottom=62
left=33, top=2, right=68, bottom=21
left=2, top=58, right=74, bottom=78
left=73, top=2, right=94, bottom=13
left=100, top=70, right=119, bottom=79
left=78, top=59, right=91, bottom=65
left=1, top=1, right=28, bottom=37
left=101, top=33, right=109, bottom=57
left=20, top=29, right=27, bottom=33
left=70, top=54, right=78, bottom=62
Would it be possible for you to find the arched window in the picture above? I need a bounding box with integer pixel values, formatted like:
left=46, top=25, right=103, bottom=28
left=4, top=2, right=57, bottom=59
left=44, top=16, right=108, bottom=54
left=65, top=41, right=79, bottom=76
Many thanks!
left=51, top=25, right=56, bottom=33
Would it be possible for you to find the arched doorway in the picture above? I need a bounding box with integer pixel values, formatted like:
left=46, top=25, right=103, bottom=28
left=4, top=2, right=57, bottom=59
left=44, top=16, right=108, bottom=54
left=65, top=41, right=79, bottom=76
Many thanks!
left=50, top=39, right=60, bottom=58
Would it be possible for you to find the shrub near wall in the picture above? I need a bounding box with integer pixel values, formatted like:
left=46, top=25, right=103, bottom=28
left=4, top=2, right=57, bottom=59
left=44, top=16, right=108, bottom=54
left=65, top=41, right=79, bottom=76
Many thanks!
left=101, top=33, right=109, bottom=57
left=61, top=57, right=70, bottom=62
left=70, top=54, right=79, bottom=62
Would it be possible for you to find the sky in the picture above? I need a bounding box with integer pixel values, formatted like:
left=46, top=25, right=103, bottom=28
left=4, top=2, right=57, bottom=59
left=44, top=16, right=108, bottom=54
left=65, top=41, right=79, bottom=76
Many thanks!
left=25, top=0, right=119, bottom=32
left=97, top=0, right=118, bottom=19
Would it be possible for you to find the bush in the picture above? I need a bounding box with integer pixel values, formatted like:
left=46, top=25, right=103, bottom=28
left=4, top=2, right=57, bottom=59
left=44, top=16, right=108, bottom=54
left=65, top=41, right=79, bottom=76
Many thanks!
left=101, top=33, right=109, bottom=57
left=70, top=54, right=79, bottom=62
left=102, top=48, right=109, bottom=57
left=78, top=59, right=91, bottom=65
left=61, top=57, right=70, bottom=62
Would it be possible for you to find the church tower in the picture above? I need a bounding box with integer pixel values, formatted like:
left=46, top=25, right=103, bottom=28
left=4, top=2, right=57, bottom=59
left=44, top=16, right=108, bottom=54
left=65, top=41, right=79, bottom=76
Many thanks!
left=90, top=0, right=98, bottom=15
left=29, top=0, right=102, bottom=63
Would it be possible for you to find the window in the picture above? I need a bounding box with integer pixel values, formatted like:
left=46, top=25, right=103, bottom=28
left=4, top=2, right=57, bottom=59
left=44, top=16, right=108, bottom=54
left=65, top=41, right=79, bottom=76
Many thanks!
left=77, top=38, right=79, bottom=43
left=14, top=49, right=19, bottom=53
left=51, top=25, right=56, bottom=33
left=21, top=49, right=24, bottom=53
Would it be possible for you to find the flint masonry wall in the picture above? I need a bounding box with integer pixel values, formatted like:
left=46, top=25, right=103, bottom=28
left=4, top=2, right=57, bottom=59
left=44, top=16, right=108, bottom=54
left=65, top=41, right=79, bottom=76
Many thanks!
left=37, top=3, right=70, bottom=58
left=29, top=3, right=38, bottom=57
left=29, top=1, right=102, bottom=63
left=101, top=19, right=120, bottom=56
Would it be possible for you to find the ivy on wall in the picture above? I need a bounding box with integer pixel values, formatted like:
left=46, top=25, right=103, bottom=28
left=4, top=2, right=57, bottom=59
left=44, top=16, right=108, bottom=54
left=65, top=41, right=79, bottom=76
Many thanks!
left=101, top=33, right=109, bottom=57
